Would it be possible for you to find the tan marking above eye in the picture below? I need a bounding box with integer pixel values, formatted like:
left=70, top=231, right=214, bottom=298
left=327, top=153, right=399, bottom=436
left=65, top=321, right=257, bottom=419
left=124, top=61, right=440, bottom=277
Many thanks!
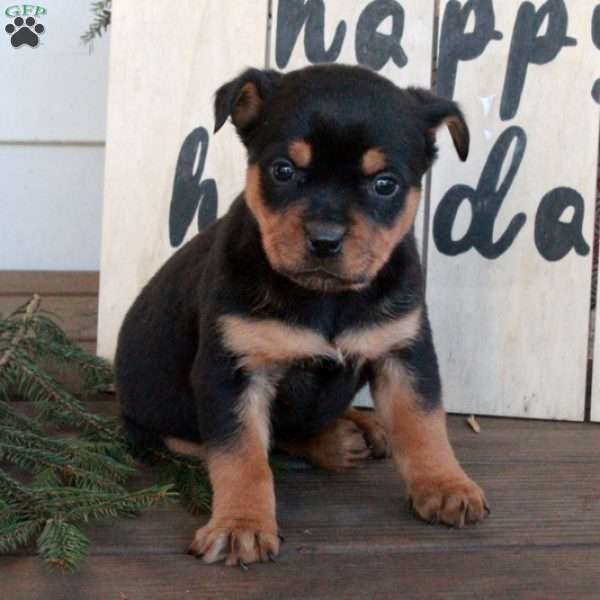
left=361, top=148, right=387, bottom=176
left=288, top=139, right=312, bottom=168
left=335, top=306, right=422, bottom=360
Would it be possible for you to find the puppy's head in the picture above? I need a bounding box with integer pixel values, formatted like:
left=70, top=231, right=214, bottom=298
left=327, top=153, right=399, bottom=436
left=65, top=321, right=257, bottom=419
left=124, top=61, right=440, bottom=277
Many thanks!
left=214, top=64, right=469, bottom=292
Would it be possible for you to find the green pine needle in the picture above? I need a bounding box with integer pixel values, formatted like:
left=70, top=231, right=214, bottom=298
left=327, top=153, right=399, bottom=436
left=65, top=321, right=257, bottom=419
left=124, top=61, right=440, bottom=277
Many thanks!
left=0, top=519, right=45, bottom=554
left=38, top=519, right=90, bottom=572
left=0, top=296, right=203, bottom=573
left=81, top=1, right=112, bottom=46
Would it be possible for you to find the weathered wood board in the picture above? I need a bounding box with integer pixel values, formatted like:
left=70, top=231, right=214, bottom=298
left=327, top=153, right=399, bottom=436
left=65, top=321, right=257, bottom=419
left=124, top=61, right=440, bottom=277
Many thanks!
left=97, top=0, right=269, bottom=358
left=427, top=1, right=600, bottom=420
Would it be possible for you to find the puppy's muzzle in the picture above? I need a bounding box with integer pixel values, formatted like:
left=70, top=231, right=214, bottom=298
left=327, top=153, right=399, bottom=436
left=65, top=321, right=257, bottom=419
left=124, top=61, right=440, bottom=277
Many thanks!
left=304, top=221, right=346, bottom=258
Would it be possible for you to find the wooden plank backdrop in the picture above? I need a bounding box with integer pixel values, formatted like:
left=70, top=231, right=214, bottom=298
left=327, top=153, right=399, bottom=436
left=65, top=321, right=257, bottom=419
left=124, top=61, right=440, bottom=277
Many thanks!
left=0, top=271, right=99, bottom=355
left=97, top=0, right=269, bottom=358
left=98, top=1, right=600, bottom=420
left=428, top=1, right=600, bottom=420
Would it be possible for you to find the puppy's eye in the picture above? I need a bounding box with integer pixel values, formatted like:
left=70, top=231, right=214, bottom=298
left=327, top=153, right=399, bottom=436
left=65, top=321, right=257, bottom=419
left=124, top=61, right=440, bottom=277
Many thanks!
left=270, top=159, right=296, bottom=183
left=372, top=175, right=400, bottom=197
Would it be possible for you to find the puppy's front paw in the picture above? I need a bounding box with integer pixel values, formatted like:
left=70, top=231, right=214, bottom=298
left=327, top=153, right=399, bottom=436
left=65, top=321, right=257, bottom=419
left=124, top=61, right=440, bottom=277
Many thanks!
left=408, top=474, right=490, bottom=527
left=189, top=516, right=280, bottom=567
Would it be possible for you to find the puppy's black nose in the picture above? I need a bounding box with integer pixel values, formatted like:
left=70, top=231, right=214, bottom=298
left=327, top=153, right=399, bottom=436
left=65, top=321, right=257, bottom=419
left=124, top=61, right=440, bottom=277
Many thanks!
left=304, top=221, right=346, bottom=258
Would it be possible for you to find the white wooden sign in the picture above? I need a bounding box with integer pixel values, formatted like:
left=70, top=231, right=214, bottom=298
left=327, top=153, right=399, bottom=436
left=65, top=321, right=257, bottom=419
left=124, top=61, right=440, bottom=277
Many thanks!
left=428, top=0, right=600, bottom=420
left=98, top=1, right=600, bottom=422
left=271, top=0, right=433, bottom=86
left=97, top=0, right=269, bottom=358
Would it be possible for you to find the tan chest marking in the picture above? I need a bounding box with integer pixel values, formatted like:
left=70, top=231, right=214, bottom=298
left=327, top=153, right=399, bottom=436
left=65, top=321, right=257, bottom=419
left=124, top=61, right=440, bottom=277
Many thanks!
left=219, top=315, right=341, bottom=370
left=221, top=308, right=423, bottom=370
left=335, top=307, right=422, bottom=361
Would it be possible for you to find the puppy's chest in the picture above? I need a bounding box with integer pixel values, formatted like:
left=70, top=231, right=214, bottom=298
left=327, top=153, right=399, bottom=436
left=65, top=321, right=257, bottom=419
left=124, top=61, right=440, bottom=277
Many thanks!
left=219, top=306, right=422, bottom=370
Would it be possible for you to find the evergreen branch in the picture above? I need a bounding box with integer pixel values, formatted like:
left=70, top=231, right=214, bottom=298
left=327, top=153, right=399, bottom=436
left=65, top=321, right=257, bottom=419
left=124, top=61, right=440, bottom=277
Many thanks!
left=0, top=443, right=127, bottom=492
left=0, top=295, right=40, bottom=369
left=58, top=485, right=176, bottom=523
left=3, top=359, right=117, bottom=438
left=0, top=499, right=18, bottom=528
left=0, top=471, right=37, bottom=507
left=38, top=519, right=90, bottom=572
left=175, top=468, right=212, bottom=515
left=0, top=518, right=45, bottom=554
left=0, top=399, right=43, bottom=435
left=0, top=300, right=202, bottom=572
left=81, top=1, right=112, bottom=45
left=28, top=315, right=113, bottom=392
left=0, top=427, right=135, bottom=482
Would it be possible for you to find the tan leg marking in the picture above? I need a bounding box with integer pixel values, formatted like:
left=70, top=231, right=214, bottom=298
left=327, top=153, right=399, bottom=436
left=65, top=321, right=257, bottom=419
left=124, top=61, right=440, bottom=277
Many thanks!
left=372, top=359, right=489, bottom=527
left=276, top=417, right=371, bottom=472
left=189, top=373, right=280, bottom=566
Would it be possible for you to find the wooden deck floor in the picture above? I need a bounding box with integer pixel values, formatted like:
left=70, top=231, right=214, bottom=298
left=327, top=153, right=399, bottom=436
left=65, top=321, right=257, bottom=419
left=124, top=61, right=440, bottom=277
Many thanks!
left=3, top=413, right=600, bottom=600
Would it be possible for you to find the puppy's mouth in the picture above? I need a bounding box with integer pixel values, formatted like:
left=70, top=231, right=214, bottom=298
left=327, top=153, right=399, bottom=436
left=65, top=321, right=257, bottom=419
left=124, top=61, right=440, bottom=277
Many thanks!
left=282, top=267, right=369, bottom=291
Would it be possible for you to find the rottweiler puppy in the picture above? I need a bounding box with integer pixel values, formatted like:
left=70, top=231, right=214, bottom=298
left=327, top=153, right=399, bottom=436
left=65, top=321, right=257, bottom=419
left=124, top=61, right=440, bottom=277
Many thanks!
left=116, top=64, right=489, bottom=567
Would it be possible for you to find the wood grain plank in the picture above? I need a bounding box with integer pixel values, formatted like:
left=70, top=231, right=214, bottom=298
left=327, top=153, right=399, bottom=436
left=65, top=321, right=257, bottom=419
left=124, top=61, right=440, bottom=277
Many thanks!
left=79, top=459, right=600, bottom=555
left=0, top=271, right=99, bottom=296
left=3, top=546, right=600, bottom=600
left=0, top=295, right=98, bottom=341
left=9, top=402, right=600, bottom=557
left=4, top=410, right=600, bottom=598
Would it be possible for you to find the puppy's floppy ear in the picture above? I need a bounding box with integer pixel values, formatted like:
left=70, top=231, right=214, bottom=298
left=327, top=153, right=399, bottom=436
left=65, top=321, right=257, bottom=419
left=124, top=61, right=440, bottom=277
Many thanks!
left=213, top=68, right=282, bottom=136
left=408, top=88, right=470, bottom=162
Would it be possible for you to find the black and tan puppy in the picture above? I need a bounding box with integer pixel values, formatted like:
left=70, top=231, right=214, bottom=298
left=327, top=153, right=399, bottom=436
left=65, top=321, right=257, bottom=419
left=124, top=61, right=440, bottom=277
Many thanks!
left=116, top=64, right=489, bottom=567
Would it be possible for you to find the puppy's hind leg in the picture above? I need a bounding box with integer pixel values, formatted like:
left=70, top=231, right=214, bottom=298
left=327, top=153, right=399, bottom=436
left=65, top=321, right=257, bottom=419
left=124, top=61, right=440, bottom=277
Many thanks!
left=343, top=407, right=390, bottom=459
left=164, top=436, right=207, bottom=460
left=275, top=416, right=373, bottom=472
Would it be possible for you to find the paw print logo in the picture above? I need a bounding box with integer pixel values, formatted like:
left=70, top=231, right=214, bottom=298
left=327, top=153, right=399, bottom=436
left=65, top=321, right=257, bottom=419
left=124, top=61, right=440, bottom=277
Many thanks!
left=5, top=16, right=45, bottom=48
